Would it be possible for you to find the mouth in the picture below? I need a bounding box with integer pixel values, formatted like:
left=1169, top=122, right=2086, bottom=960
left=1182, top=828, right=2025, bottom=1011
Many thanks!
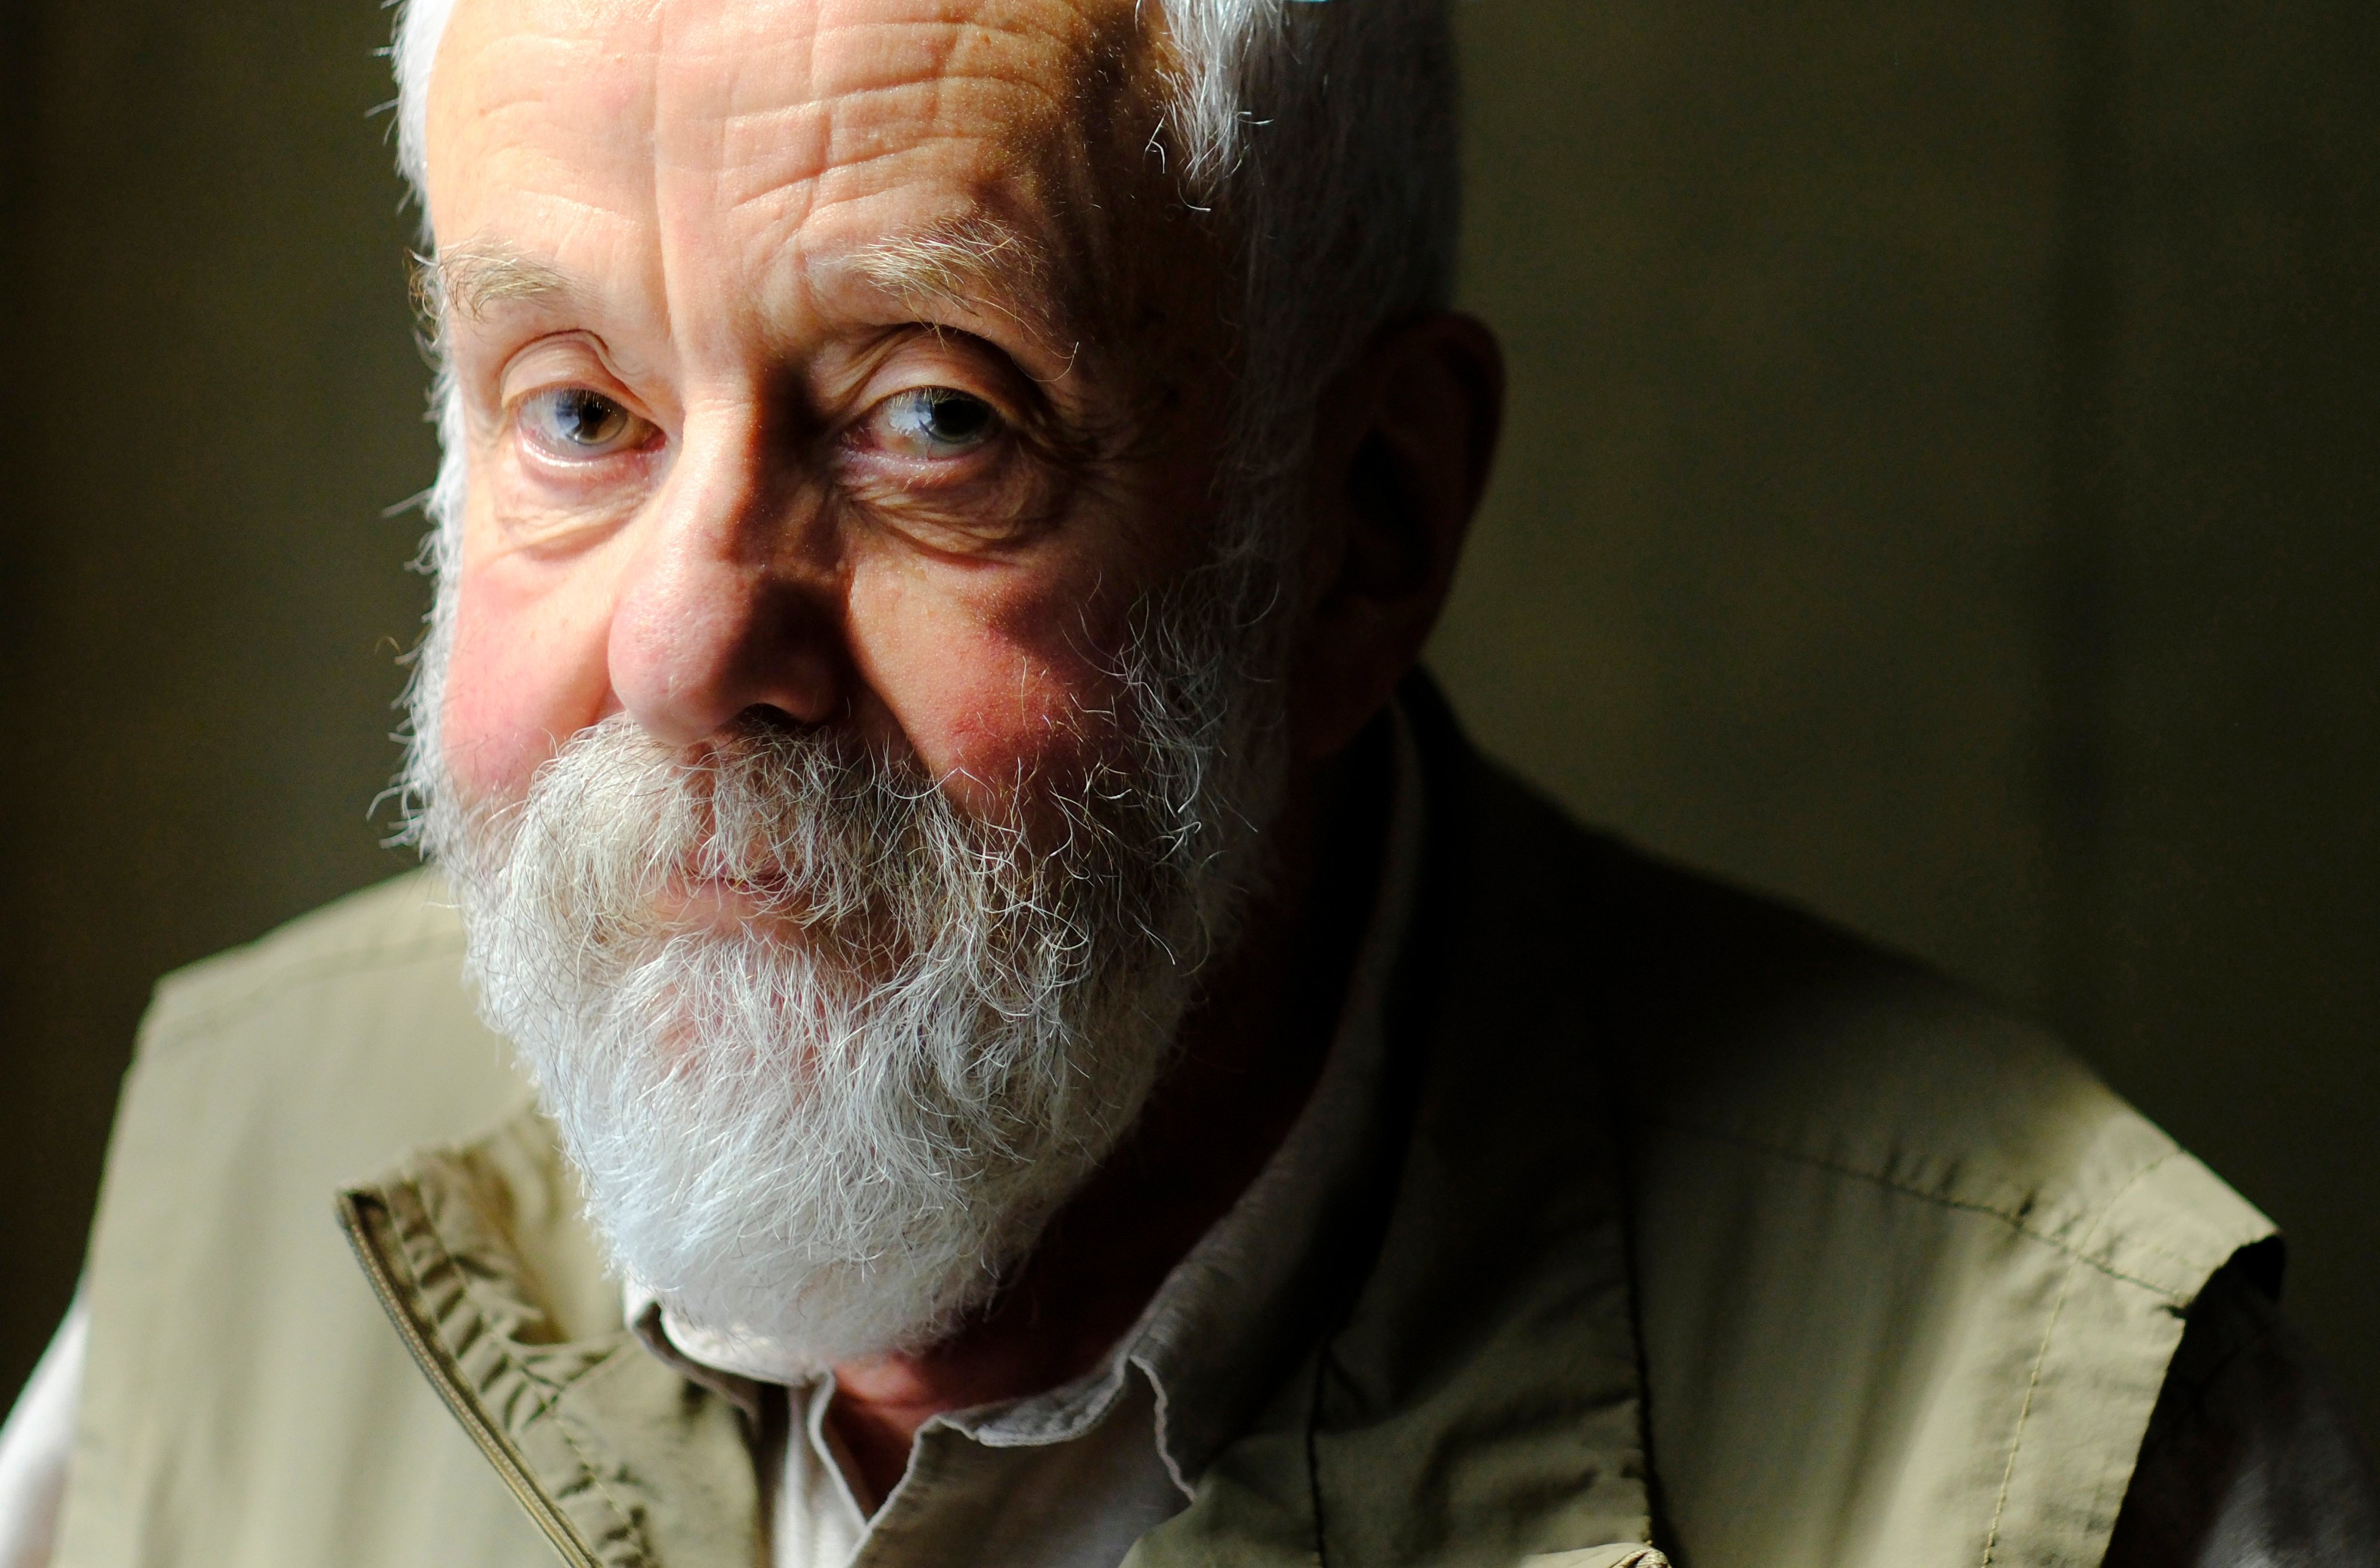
left=652, top=871, right=803, bottom=933
left=646, top=868, right=908, bottom=992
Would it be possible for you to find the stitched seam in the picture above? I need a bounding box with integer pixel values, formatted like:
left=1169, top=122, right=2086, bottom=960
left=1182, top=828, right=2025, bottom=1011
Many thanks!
left=408, top=1205, right=647, bottom=1551
left=398, top=1195, right=579, bottom=1427
left=1974, top=1151, right=2169, bottom=1566
left=1977, top=1248, right=2081, bottom=1566
left=1654, top=1119, right=2195, bottom=1299
left=516, top=1350, right=653, bottom=1560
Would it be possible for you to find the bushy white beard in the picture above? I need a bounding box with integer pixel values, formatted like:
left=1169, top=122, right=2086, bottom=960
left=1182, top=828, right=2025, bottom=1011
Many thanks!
left=418, top=599, right=1283, bottom=1374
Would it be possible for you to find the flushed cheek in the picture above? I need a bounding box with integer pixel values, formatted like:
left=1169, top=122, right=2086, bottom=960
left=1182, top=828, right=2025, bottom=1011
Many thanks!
left=849, top=565, right=1130, bottom=818
left=441, top=556, right=618, bottom=804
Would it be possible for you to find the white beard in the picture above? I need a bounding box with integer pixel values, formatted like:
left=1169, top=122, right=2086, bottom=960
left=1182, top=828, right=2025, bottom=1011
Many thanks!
left=419, top=606, right=1282, bottom=1374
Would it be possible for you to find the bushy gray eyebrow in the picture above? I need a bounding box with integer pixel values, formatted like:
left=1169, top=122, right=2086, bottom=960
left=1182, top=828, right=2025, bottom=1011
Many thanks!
left=423, top=221, right=1082, bottom=363
left=829, top=216, right=1078, bottom=352
left=421, top=237, right=577, bottom=325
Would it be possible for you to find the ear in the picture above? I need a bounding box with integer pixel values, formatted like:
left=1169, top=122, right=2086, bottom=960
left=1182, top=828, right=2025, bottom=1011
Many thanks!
left=1287, top=311, right=1505, bottom=761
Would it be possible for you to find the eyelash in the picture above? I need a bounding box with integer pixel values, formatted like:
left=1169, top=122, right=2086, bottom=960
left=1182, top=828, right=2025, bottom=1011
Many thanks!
left=514, top=386, right=654, bottom=461
left=489, top=321, right=1058, bottom=498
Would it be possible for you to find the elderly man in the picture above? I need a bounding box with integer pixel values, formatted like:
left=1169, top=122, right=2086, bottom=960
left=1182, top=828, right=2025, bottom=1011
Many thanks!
left=2, top=0, right=2375, bottom=1563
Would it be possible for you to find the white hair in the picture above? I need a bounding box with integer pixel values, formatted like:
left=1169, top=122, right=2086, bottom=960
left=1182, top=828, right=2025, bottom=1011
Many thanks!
left=385, top=0, right=1461, bottom=815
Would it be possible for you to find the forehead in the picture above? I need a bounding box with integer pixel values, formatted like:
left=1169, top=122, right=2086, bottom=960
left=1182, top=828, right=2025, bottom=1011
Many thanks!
left=425, top=0, right=1154, bottom=315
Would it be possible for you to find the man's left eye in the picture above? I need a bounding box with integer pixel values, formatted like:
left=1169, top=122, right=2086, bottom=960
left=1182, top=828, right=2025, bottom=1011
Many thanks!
left=869, top=388, right=1003, bottom=459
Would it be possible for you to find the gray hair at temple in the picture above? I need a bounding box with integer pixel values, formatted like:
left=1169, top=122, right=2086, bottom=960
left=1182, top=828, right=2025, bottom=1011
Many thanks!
left=384, top=0, right=1462, bottom=806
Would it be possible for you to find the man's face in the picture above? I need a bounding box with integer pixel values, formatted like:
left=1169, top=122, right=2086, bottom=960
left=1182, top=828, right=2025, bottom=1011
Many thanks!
left=427, top=0, right=1235, bottom=828
left=415, top=0, right=1280, bottom=1369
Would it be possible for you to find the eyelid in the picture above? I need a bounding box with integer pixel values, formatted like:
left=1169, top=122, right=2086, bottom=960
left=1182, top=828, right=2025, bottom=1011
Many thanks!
left=838, top=327, right=1038, bottom=430
left=493, top=331, right=654, bottom=421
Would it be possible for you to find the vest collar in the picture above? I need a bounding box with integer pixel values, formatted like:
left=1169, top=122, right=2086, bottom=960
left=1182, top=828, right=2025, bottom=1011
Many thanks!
left=339, top=1107, right=766, bottom=1568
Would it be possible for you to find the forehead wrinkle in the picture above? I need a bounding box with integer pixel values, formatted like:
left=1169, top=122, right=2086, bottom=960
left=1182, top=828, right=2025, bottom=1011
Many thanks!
left=443, top=0, right=1156, bottom=378
left=783, top=42, right=1119, bottom=348
left=677, top=31, right=1089, bottom=217
left=645, top=10, right=1004, bottom=196
left=665, top=108, right=1099, bottom=363
left=433, top=3, right=665, bottom=209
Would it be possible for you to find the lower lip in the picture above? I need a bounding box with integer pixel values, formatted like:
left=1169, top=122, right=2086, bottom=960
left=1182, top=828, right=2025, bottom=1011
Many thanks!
left=654, top=875, right=793, bottom=929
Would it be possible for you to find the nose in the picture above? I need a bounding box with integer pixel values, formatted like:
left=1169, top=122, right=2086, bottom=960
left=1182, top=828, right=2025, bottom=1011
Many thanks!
left=606, top=416, right=843, bottom=747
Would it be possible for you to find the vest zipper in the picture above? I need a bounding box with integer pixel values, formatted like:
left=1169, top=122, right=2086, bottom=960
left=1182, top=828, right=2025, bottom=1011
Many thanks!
left=338, top=1192, right=605, bottom=1568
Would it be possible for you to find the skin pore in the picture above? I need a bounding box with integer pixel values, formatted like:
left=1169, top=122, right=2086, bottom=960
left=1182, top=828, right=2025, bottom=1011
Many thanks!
left=426, top=0, right=1501, bottom=1504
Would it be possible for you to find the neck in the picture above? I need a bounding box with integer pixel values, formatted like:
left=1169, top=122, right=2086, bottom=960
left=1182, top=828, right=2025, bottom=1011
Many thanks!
left=821, top=724, right=1397, bottom=1506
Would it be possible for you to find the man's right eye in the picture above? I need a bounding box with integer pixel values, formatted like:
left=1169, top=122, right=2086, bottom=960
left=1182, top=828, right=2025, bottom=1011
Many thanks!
left=517, top=386, right=652, bottom=460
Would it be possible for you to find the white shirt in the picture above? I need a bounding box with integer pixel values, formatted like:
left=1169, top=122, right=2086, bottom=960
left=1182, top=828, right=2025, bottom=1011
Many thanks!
left=0, top=1284, right=83, bottom=1568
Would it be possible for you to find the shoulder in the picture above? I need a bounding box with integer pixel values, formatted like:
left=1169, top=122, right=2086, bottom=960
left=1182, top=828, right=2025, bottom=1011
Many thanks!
left=1446, top=746, right=2266, bottom=1302
left=135, top=867, right=471, bottom=1061
left=1417, top=705, right=2272, bottom=1564
left=102, top=865, right=525, bottom=1213
left=67, top=868, right=553, bottom=1566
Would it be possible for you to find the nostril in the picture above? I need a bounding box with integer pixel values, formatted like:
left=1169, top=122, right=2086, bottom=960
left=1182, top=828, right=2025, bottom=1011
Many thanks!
left=733, top=701, right=832, bottom=743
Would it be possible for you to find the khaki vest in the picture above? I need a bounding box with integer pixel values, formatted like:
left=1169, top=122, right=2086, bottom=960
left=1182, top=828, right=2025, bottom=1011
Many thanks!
left=54, top=708, right=2274, bottom=1568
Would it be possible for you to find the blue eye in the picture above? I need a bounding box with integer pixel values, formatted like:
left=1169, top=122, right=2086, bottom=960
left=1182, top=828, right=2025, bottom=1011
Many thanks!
left=875, top=387, right=1000, bottom=458
left=520, top=387, right=646, bottom=458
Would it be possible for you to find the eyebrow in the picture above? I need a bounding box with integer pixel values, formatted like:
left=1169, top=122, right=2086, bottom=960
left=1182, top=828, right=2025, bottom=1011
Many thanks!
left=425, top=238, right=577, bottom=324
left=425, top=219, right=1083, bottom=356
left=830, top=216, right=1079, bottom=350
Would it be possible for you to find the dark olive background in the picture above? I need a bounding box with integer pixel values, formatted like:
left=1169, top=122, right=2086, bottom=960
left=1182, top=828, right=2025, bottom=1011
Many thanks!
left=2, top=0, right=2374, bottom=1444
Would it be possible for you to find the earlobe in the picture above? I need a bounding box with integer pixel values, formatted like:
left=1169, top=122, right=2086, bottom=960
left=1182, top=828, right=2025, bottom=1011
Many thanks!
left=1289, top=312, right=1505, bottom=761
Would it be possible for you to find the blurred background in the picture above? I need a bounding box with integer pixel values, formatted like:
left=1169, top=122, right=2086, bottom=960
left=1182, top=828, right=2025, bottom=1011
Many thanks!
left=1, top=0, right=2374, bottom=1442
